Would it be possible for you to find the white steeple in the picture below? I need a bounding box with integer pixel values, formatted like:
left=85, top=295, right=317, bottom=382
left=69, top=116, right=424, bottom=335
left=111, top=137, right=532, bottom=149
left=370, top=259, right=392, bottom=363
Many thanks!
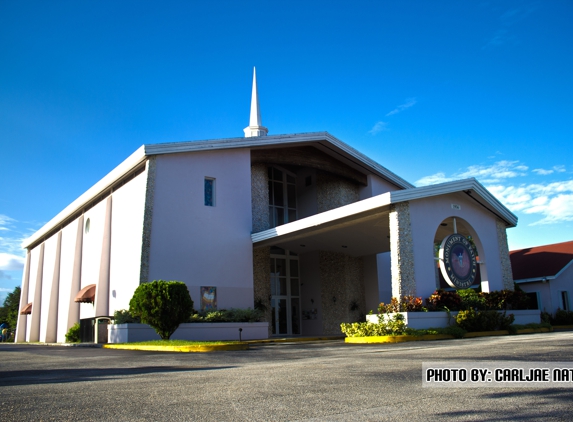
left=244, top=67, right=268, bottom=137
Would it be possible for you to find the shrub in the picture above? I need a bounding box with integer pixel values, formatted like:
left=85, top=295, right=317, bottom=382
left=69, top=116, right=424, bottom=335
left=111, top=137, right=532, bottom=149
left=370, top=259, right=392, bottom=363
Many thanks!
left=378, top=296, right=425, bottom=313
left=455, top=309, right=515, bottom=332
left=425, top=289, right=462, bottom=311
left=113, top=309, right=140, bottom=324
left=65, top=322, right=81, bottom=343
left=458, top=288, right=486, bottom=310
left=341, top=313, right=409, bottom=337
left=188, top=308, right=263, bottom=323
left=551, top=309, right=573, bottom=325
left=129, top=280, right=194, bottom=340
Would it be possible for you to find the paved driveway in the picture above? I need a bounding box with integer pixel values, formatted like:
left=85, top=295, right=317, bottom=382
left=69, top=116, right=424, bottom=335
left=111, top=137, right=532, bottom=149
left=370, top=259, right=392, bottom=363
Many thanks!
left=1, top=332, right=573, bottom=421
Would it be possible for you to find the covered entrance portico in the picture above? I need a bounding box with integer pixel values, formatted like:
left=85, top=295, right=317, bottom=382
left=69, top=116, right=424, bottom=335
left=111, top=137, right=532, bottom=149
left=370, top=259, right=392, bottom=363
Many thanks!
left=252, top=178, right=517, bottom=336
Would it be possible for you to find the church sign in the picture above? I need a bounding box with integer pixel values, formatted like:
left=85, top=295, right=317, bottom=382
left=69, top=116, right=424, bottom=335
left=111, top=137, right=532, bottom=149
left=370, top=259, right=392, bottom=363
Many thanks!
left=439, top=234, right=477, bottom=289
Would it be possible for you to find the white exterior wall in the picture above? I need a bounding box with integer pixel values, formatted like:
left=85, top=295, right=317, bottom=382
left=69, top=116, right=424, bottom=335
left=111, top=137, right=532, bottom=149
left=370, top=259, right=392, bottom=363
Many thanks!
left=408, top=192, right=506, bottom=300
left=80, top=198, right=108, bottom=319
left=109, top=171, right=147, bottom=313
left=56, top=217, right=82, bottom=342
left=549, top=263, right=573, bottom=313
left=148, top=149, right=254, bottom=309
left=359, top=174, right=401, bottom=200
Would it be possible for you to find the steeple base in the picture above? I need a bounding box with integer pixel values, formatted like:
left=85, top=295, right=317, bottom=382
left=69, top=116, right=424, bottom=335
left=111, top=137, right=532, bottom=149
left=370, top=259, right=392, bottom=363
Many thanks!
left=244, top=125, right=268, bottom=137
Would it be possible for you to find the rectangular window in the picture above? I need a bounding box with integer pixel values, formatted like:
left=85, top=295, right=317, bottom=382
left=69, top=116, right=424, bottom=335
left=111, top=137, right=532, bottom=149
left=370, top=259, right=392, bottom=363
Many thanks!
left=561, top=291, right=570, bottom=311
left=204, top=178, right=215, bottom=206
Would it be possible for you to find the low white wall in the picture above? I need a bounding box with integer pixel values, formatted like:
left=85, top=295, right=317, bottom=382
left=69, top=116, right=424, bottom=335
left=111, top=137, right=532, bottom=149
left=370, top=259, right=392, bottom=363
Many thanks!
left=366, top=310, right=541, bottom=329
left=108, top=322, right=269, bottom=343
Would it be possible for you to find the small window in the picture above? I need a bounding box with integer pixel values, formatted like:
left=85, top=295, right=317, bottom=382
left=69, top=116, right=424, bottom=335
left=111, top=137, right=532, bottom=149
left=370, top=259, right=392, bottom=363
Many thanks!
left=85, top=218, right=90, bottom=234
left=561, top=291, right=570, bottom=311
left=204, top=178, right=215, bottom=206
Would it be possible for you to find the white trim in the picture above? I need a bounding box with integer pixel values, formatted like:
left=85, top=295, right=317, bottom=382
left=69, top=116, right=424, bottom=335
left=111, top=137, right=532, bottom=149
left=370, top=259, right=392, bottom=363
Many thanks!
left=143, top=132, right=414, bottom=190
left=515, top=276, right=555, bottom=284
left=252, top=178, right=518, bottom=246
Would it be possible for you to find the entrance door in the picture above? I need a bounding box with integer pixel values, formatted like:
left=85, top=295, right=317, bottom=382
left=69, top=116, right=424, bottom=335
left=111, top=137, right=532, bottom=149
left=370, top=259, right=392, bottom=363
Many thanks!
left=270, top=248, right=301, bottom=336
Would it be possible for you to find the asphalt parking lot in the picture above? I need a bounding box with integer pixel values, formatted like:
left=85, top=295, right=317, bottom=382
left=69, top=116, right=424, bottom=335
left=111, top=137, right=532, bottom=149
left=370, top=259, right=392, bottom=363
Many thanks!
left=1, top=332, right=573, bottom=421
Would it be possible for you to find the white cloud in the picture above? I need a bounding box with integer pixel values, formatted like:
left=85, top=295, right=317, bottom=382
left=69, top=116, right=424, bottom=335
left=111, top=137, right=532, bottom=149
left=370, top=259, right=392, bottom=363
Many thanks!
left=368, top=121, right=388, bottom=135
left=533, top=168, right=554, bottom=175
left=386, top=98, right=417, bottom=117
left=417, top=161, right=573, bottom=225
left=415, top=172, right=453, bottom=186
left=0, top=253, right=25, bottom=271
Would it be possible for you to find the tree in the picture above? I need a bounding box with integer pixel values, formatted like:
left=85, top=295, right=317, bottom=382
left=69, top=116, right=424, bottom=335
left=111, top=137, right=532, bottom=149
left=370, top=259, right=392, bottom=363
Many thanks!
left=129, top=280, right=193, bottom=340
left=0, top=286, right=21, bottom=332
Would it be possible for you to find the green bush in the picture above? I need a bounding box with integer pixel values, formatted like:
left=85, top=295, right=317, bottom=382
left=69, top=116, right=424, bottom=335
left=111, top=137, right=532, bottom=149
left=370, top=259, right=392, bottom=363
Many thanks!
left=65, top=322, right=81, bottom=343
left=455, top=309, right=515, bottom=332
left=341, top=313, right=409, bottom=337
left=129, top=280, right=194, bottom=340
left=551, top=309, right=573, bottom=325
left=113, top=309, right=141, bottom=324
left=458, top=288, right=486, bottom=310
left=188, top=308, right=263, bottom=323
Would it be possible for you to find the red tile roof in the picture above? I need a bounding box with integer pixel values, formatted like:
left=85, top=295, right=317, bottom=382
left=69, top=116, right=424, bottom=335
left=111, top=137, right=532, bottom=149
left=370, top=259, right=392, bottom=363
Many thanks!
left=510, top=240, right=573, bottom=281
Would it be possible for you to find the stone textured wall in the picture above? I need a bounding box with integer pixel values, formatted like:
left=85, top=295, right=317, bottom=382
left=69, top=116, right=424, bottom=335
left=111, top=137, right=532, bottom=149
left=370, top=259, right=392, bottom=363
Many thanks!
left=389, top=202, right=416, bottom=297
left=251, top=164, right=270, bottom=233
left=253, top=247, right=272, bottom=335
left=496, top=219, right=515, bottom=290
left=316, top=171, right=360, bottom=213
left=139, top=157, right=156, bottom=284
left=319, top=251, right=365, bottom=335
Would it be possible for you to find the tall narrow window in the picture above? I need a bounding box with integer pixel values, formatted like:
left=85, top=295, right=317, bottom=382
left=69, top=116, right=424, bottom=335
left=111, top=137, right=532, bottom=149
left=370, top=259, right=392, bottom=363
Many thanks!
left=562, top=291, right=570, bottom=311
left=204, top=178, right=215, bottom=206
left=268, top=167, right=296, bottom=227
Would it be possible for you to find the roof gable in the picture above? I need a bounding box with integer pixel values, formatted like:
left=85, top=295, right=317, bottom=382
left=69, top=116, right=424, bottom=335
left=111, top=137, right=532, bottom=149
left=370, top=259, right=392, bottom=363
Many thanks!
left=510, top=240, right=573, bottom=280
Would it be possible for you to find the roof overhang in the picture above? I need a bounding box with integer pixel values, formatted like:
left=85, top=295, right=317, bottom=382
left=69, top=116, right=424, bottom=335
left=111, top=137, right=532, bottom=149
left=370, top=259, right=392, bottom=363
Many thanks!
left=252, top=178, right=517, bottom=256
left=143, top=131, right=415, bottom=190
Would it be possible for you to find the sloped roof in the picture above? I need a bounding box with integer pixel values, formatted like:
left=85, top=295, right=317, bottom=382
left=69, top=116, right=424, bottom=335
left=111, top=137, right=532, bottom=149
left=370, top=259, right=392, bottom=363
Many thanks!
left=22, top=132, right=413, bottom=249
left=510, top=240, right=573, bottom=281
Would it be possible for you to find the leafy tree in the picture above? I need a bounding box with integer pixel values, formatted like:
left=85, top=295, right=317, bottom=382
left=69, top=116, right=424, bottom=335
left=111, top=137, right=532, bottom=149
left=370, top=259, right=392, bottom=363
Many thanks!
left=129, top=280, right=193, bottom=340
left=0, top=286, right=21, bottom=332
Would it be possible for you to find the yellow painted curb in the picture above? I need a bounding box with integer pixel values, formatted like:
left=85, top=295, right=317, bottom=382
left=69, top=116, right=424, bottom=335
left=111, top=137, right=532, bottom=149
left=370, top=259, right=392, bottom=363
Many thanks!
left=345, top=334, right=453, bottom=343
left=245, top=336, right=344, bottom=344
left=345, top=327, right=554, bottom=343
left=103, top=343, right=249, bottom=352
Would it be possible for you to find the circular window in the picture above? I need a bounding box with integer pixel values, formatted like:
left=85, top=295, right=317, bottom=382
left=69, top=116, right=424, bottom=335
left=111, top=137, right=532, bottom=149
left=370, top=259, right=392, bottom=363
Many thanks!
left=85, top=218, right=90, bottom=234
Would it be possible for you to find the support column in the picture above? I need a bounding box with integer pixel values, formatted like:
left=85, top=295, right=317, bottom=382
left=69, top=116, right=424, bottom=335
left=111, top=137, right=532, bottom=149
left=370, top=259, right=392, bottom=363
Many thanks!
left=28, top=243, right=45, bottom=342
left=496, top=219, right=514, bottom=290
left=94, top=196, right=112, bottom=316
left=44, top=231, right=62, bottom=343
left=389, top=202, right=416, bottom=298
left=140, top=157, right=156, bottom=284
left=15, top=251, right=31, bottom=343
left=66, top=215, right=84, bottom=335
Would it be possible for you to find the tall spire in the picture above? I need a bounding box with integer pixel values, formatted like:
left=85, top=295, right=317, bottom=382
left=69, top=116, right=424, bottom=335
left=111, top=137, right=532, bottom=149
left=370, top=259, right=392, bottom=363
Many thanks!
left=244, top=67, right=268, bottom=137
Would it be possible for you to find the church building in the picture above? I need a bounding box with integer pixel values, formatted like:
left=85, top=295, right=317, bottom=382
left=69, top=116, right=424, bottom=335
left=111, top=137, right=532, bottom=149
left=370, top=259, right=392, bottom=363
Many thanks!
left=16, top=69, right=517, bottom=342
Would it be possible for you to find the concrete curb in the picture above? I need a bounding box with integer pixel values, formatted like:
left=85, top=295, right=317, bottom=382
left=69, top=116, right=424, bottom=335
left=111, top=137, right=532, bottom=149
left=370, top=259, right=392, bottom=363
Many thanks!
left=103, top=343, right=249, bottom=352
left=344, top=327, right=553, bottom=344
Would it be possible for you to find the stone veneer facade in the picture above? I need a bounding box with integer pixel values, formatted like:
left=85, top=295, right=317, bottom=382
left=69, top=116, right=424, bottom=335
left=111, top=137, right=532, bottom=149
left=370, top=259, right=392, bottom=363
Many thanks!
left=496, top=219, right=515, bottom=290
left=250, top=164, right=272, bottom=334
left=319, top=251, right=365, bottom=335
left=389, top=202, right=416, bottom=298
left=316, top=171, right=360, bottom=213
left=139, top=157, right=156, bottom=284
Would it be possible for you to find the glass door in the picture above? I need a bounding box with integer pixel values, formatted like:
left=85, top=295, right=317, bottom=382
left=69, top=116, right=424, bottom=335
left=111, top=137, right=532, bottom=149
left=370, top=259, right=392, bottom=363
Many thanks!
left=270, top=248, right=301, bottom=336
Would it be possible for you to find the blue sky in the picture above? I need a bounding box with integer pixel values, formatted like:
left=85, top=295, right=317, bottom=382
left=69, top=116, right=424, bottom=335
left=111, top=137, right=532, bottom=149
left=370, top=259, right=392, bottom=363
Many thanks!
left=1, top=0, right=572, bottom=302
